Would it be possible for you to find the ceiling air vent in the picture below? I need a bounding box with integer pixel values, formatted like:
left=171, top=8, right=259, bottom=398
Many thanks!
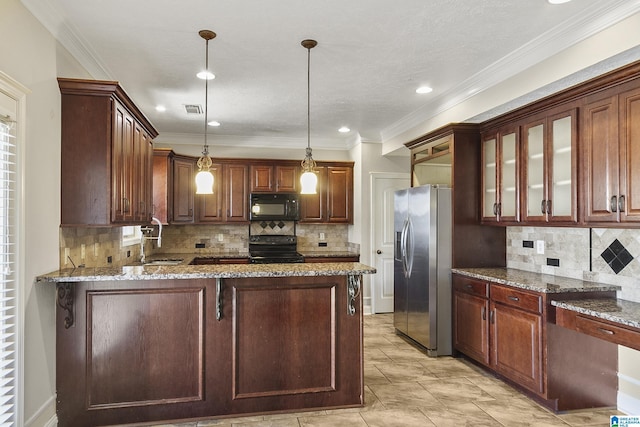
left=184, top=104, right=203, bottom=114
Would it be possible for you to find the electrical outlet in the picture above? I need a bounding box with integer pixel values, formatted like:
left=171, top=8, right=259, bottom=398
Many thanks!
left=319, top=232, right=325, bottom=240
left=217, top=233, right=224, bottom=242
left=81, top=244, right=86, bottom=259
left=93, top=242, right=99, bottom=257
left=536, top=240, right=544, bottom=255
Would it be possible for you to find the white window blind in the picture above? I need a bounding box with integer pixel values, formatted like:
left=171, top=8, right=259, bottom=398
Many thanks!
left=0, top=114, right=16, bottom=426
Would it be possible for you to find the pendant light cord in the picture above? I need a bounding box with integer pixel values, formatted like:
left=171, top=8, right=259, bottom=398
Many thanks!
left=307, top=44, right=310, bottom=151
left=203, top=38, right=210, bottom=156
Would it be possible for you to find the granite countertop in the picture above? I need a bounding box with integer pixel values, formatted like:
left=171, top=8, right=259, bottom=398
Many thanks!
left=36, top=262, right=376, bottom=283
left=452, top=267, right=621, bottom=294
left=551, top=299, right=640, bottom=330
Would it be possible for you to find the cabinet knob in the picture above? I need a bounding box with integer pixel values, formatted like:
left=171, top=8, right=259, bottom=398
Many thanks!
left=376, top=250, right=382, bottom=254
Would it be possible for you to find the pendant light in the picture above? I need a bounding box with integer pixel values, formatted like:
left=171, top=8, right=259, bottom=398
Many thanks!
left=300, top=39, right=318, bottom=195
left=195, top=29, right=216, bottom=194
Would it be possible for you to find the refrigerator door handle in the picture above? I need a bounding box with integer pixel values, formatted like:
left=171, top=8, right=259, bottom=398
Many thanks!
left=400, top=218, right=409, bottom=277
left=405, top=217, right=414, bottom=278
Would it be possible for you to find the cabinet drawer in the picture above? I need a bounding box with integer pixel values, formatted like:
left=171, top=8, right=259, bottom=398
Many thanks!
left=575, top=315, right=640, bottom=351
left=453, top=275, right=489, bottom=298
left=491, top=285, right=542, bottom=314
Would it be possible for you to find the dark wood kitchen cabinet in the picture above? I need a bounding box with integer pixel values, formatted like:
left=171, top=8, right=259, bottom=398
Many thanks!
left=453, top=273, right=618, bottom=411
left=481, top=125, right=520, bottom=224
left=171, top=158, right=248, bottom=224
left=300, top=164, right=354, bottom=224
left=249, top=164, right=299, bottom=193
left=197, top=163, right=248, bottom=223
left=152, top=148, right=174, bottom=225
left=490, top=284, right=544, bottom=394
left=453, top=276, right=490, bottom=365
left=521, top=107, right=577, bottom=223
left=172, top=155, right=197, bottom=223
left=55, top=275, right=363, bottom=426
left=453, top=276, right=542, bottom=393
left=59, top=78, right=158, bottom=226
left=581, top=84, right=640, bottom=224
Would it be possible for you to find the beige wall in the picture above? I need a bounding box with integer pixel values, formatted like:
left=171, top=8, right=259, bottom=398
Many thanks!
left=0, top=1, right=91, bottom=425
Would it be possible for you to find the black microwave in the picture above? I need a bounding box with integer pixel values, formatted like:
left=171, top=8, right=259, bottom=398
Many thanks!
left=250, top=193, right=300, bottom=221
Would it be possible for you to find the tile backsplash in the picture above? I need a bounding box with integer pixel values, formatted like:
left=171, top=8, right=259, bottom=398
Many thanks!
left=59, top=223, right=356, bottom=268
left=507, top=226, right=640, bottom=302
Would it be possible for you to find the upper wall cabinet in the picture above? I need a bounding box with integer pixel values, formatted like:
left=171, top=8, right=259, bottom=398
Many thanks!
left=249, top=164, right=299, bottom=193
left=59, top=78, right=158, bottom=227
left=299, top=164, right=354, bottom=224
left=168, top=156, right=248, bottom=225
left=521, top=107, right=577, bottom=224
left=581, top=83, right=640, bottom=224
left=477, top=60, right=640, bottom=228
left=481, top=125, right=520, bottom=224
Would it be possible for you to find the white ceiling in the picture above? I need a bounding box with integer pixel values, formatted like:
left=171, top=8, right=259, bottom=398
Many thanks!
left=21, top=0, right=640, bottom=151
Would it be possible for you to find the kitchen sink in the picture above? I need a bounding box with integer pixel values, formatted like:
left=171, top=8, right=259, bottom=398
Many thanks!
left=143, top=258, right=183, bottom=266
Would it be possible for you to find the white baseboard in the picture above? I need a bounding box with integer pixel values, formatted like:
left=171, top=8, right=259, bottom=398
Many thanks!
left=618, top=391, right=640, bottom=415
left=25, top=395, right=56, bottom=427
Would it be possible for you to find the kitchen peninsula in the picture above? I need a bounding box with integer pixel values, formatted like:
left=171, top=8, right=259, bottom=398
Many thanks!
left=38, top=262, right=374, bottom=426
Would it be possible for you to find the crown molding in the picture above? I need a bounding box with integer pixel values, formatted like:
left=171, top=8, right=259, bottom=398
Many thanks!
left=20, top=0, right=113, bottom=79
left=381, top=0, right=640, bottom=142
left=155, top=132, right=351, bottom=151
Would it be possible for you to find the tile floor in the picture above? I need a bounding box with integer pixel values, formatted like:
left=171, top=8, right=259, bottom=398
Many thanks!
left=151, top=314, right=621, bottom=427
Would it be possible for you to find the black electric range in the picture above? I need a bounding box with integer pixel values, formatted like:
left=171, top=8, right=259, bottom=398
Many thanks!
left=248, top=235, right=304, bottom=264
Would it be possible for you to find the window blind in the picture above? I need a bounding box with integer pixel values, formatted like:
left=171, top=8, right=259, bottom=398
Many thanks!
left=0, top=116, right=16, bottom=426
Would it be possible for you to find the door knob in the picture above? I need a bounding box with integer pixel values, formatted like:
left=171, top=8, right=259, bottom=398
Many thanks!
left=376, top=250, right=382, bottom=254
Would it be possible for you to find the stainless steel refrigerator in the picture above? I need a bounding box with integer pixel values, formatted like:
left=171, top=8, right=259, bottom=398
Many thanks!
left=394, top=185, right=452, bottom=356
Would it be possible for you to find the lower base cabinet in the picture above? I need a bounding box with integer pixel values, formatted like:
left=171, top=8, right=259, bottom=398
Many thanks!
left=56, top=276, right=363, bottom=426
left=453, top=273, right=617, bottom=411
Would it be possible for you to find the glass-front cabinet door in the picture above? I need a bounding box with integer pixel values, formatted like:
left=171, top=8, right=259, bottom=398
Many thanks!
left=481, top=126, right=519, bottom=223
left=522, top=108, right=577, bottom=223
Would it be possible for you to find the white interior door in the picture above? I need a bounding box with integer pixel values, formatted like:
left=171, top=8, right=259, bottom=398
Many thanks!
left=371, top=173, right=410, bottom=313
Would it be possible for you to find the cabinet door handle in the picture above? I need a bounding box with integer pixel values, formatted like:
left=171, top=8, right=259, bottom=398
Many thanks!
left=497, top=203, right=502, bottom=217
left=619, top=195, right=626, bottom=213
left=546, top=199, right=552, bottom=214
left=611, top=195, right=618, bottom=213
left=508, top=295, right=520, bottom=302
left=541, top=200, right=546, bottom=214
left=123, top=197, right=130, bottom=213
left=466, top=284, right=473, bottom=291
left=489, top=309, right=495, bottom=324
left=216, top=278, right=223, bottom=321
left=493, top=203, right=498, bottom=216
left=597, top=327, right=614, bottom=335
left=481, top=307, right=486, bottom=321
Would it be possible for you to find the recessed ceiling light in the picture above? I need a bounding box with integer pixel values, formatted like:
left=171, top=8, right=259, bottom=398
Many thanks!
left=208, top=120, right=220, bottom=127
left=416, top=86, right=433, bottom=94
left=155, top=105, right=166, bottom=112
left=338, top=126, right=350, bottom=133
left=548, top=0, right=571, bottom=4
left=197, top=70, right=215, bottom=80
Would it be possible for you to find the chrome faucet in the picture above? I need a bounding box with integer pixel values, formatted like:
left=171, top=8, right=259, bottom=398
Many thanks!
left=140, top=217, right=163, bottom=263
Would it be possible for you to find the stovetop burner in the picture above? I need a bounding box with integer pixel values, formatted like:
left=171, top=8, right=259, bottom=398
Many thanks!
left=249, top=235, right=304, bottom=264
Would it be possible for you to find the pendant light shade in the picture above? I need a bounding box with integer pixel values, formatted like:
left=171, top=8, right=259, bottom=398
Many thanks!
left=195, top=29, right=216, bottom=195
left=300, top=39, right=318, bottom=195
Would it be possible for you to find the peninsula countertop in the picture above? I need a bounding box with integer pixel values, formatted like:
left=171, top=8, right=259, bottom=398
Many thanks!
left=36, top=262, right=376, bottom=283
